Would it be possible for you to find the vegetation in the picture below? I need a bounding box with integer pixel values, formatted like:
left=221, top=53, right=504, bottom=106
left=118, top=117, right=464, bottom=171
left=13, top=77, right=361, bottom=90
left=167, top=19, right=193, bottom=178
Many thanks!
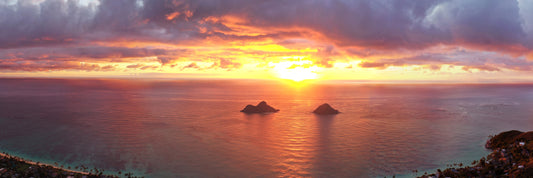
left=419, top=130, right=533, bottom=178
left=0, top=152, right=142, bottom=178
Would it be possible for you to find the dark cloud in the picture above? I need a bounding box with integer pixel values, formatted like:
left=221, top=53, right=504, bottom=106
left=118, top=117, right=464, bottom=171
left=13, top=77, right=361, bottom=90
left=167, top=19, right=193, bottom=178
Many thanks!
left=423, top=0, right=528, bottom=54
left=244, top=0, right=446, bottom=49
left=3, top=0, right=531, bottom=50
left=1, top=0, right=533, bottom=73
left=0, top=0, right=94, bottom=48
left=140, top=65, right=160, bottom=70
left=0, top=46, right=189, bottom=63
left=126, top=64, right=160, bottom=70
left=182, top=62, right=200, bottom=70
left=126, top=64, right=144, bottom=69
left=358, top=62, right=389, bottom=69
left=157, top=57, right=175, bottom=65
left=357, top=48, right=533, bottom=71
left=0, top=60, right=116, bottom=72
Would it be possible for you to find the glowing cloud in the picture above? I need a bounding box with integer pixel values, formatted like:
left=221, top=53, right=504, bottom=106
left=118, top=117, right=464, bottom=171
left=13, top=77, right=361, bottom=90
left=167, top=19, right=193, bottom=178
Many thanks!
left=1, top=0, right=533, bottom=82
left=269, top=60, right=321, bottom=82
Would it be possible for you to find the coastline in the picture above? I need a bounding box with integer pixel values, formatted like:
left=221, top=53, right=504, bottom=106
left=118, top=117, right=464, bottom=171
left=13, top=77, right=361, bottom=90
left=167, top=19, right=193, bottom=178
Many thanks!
left=419, top=130, right=533, bottom=177
left=0, top=151, right=132, bottom=177
left=2, top=132, right=531, bottom=178
left=0, top=152, right=90, bottom=175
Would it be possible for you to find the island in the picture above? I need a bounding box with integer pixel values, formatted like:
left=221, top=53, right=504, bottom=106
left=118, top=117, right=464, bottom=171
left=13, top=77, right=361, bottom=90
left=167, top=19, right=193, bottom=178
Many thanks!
left=313, top=103, right=340, bottom=115
left=240, top=101, right=280, bottom=113
left=419, top=130, right=533, bottom=177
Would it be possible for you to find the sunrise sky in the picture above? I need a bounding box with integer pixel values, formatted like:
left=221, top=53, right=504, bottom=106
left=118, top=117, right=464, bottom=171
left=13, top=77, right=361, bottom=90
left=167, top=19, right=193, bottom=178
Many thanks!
left=2, top=0, right=533, bottom=82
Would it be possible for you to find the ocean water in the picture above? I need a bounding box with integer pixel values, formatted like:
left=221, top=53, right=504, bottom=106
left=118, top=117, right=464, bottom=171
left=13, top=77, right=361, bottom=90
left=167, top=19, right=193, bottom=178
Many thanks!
left=1, top=78, right=533, bottom=177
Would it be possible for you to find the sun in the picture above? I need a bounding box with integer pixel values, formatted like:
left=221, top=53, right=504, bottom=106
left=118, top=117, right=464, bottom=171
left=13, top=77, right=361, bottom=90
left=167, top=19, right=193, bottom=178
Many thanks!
left=269, top=60, right=321, bottom=82
left=277, top=67, right=318, bottom=82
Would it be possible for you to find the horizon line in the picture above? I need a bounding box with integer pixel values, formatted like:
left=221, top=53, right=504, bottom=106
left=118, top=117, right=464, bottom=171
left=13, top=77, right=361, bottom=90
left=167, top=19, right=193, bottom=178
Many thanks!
left=2, top=76, right=533, bottom=85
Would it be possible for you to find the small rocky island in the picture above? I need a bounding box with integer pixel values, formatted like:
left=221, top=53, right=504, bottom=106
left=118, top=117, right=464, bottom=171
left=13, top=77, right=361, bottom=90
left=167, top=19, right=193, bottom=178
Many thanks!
left=313, top=103, right=339, bottom=115
left=240, top=101, right=280, bottom=113
left=419, top=130, right=533, bottom=177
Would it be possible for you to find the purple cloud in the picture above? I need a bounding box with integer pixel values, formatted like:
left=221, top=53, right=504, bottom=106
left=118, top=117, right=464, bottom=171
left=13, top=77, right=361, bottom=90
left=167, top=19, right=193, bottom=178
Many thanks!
left=1, top=0, right=533, bottom=73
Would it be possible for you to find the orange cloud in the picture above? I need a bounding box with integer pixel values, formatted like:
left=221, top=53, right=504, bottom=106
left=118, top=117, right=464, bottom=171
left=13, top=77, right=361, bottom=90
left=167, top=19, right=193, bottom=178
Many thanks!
left=166, top=12, right=180, bottom=20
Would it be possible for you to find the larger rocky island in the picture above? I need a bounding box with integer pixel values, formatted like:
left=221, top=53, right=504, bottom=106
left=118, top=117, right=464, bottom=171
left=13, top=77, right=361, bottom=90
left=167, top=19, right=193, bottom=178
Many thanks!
left=240, top=101, right=280, bottom=113
left=419, top=130, right=533, bottom=177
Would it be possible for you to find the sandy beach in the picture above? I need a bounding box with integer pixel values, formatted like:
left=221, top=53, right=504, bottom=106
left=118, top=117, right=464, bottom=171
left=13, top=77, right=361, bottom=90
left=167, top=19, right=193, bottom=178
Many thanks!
left=0, top=151, right=90, bottom=175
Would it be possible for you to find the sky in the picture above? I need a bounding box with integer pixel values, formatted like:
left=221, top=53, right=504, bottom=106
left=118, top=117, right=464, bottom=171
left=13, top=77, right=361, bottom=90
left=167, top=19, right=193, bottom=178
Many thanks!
left=2, top=0, right=533, bottom=82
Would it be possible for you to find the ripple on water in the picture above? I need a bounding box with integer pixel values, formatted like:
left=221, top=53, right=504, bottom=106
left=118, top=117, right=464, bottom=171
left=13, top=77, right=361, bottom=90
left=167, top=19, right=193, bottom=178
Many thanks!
left=2, top=80, right=533, bottom=177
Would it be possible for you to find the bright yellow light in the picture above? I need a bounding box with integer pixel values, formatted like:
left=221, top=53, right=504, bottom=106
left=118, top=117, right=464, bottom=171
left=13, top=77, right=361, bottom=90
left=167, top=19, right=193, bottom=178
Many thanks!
left=269, top=60, right=321, bottom=82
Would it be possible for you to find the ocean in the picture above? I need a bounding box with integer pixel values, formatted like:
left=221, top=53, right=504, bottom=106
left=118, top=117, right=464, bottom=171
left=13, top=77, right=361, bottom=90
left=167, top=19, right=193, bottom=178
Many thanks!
left=1, top=78, right=533, bottom=177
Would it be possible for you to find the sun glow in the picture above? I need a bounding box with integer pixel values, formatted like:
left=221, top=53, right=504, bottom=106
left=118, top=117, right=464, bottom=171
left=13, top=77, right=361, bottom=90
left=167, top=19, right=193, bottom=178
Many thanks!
left=269, top=60, right=321, bottom=82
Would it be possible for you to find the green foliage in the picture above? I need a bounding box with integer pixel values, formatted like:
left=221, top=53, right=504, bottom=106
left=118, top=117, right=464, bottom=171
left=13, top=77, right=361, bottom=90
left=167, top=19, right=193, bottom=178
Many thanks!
left=0, top=152, right=144, bottom=178
left=419, top=130, right=533, bottom=178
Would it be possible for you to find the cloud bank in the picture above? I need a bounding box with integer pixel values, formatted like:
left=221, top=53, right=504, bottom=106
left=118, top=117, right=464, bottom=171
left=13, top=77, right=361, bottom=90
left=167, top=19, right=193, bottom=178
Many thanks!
left=1, top=0, right=533, bottom=79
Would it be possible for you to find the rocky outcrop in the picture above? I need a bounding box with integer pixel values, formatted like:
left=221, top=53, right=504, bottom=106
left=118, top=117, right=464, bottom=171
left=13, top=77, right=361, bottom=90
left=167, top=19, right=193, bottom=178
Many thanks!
left=313, top=103, right=339, bottom=115
left=241, top=101, right=280, bottom=113
left=419, top=130, right=533, bottom=178
left=241, top=105, right=262, bottom=113
left=256, top=101, right=279, bottom=112
left=486, top=130, right=533, bottom=150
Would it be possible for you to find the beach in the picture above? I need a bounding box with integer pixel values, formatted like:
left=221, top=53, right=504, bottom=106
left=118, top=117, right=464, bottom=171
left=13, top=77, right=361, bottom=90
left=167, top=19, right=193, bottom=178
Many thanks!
left=0, top=151, right=96, bottom=177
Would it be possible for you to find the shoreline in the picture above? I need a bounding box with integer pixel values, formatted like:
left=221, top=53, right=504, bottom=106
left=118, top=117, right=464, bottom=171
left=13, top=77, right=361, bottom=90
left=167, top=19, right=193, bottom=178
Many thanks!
left=0, top=151, right=136, bottom=177
left=0, top=152, right=90, bottom=175
left=419, top=130, right=533, bottom=177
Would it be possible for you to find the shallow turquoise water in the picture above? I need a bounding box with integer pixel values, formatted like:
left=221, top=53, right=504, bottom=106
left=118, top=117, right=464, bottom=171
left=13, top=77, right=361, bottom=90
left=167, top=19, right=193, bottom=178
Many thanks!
left=1, top=79, right=533, bottom=177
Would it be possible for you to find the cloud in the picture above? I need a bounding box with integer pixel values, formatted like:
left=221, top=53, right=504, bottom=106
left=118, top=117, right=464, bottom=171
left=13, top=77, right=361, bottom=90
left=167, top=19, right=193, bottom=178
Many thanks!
left=209, top=58, right=242, bottom=70
left=3, top=0, right=530, bottom=51
left=182, top=62, right=200, bottom=70
left=126, top=64, right=144, bottom=69
left=126, top=63, right=159, bottom=70
left=0, top=60, right=116, bottom=72
left=313, top=46, right=338, bottom=68
left=1, top=0, right=533, bottom=75
left=357, top=47, right=533, bottom=71
left=462, top=65, right=500, bottom=72
left=0, top=0, right=94, bottom=48
left=427, top=65, right=441, bottom=71
left=423, top=0, right=528, bottom=55
left=0, top=46, right=190, bottom=65
left=358, top=62, right=389, bottom=69
left=140, top=65, right=159, bottom=70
